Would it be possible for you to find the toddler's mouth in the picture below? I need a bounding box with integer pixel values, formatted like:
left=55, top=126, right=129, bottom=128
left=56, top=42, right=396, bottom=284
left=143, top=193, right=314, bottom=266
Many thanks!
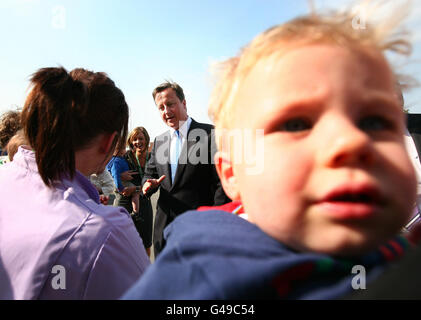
left=327, top=192, right=377, bottom=204
left=321, top=184, right=381, bottom=203
left=317, top=184, right=383, bottom=220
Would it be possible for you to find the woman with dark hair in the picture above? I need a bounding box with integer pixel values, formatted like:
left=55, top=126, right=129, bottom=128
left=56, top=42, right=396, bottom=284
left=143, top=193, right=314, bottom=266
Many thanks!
left=0, top=67, right=150, bottom=299
left=109, top=127, right=153, bottom=256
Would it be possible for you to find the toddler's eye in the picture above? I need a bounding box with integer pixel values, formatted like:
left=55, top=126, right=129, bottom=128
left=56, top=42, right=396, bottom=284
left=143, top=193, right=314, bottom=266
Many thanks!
left=280, top=118, right=311, bottom=132
left=358, top=116, right=393, bottom=131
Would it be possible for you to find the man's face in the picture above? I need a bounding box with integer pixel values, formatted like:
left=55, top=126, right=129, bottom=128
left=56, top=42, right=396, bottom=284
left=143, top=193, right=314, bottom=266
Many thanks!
left=154, top=88, right=188, bottom=130
left=228, top=44, right=416, bottom=256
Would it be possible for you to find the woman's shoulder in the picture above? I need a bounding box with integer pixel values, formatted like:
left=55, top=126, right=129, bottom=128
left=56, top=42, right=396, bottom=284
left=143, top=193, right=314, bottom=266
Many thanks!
left=66, top=193, right=134, bottom=238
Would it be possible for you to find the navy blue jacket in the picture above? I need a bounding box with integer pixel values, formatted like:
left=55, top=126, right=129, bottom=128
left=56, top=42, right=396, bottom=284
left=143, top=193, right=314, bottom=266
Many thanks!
left=123, top=210, right=409, bottom=299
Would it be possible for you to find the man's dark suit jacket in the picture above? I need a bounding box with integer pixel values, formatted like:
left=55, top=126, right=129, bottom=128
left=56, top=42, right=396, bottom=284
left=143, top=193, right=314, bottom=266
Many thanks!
left=142, top=119, right=230, bottom=256
left=408, top=113, right=421, bottom=157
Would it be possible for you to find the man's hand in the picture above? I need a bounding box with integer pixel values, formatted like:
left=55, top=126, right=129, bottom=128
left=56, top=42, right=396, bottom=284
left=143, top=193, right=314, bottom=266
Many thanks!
left=142, top=175, right=166, bottom=195
left=121, top=170, right=137, bottom=181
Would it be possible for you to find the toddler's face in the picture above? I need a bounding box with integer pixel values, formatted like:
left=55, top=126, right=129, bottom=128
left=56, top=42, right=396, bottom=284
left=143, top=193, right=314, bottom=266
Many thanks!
left=230, top=44, right=416, bottom=255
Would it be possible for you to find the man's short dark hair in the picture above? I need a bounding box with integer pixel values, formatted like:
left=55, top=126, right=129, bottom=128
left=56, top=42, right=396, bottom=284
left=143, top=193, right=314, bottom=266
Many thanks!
left=152, top=81, right=185, bottom=103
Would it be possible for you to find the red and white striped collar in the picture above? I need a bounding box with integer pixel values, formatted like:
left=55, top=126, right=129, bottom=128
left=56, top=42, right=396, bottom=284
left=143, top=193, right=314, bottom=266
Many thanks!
left=197, top=201, right=248, bottom=220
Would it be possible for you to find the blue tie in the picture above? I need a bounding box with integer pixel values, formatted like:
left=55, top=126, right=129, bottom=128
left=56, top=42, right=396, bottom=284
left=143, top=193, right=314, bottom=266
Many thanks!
left=171, top=130, right=181, bottom=183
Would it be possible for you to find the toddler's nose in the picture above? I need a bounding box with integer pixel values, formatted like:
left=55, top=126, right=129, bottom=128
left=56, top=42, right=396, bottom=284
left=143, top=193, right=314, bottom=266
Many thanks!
left=322, top=120, right=375, bottom=168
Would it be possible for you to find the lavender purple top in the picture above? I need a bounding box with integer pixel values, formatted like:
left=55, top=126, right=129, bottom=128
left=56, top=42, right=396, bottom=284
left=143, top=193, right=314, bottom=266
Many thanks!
left=0, top=147, right=150, bottom=299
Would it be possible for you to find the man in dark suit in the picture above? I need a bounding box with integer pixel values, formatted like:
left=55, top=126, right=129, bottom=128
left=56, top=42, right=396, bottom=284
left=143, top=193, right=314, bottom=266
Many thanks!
left=142, top=81, right=229, bottom=256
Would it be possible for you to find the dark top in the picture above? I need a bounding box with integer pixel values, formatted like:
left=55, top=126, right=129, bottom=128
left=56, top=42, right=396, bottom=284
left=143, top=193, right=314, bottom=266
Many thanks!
left=408, top=113, right=421, bottom=161
left=111, top=150, right=153, bottom=249
left=124, top=150, right=148, bottom=187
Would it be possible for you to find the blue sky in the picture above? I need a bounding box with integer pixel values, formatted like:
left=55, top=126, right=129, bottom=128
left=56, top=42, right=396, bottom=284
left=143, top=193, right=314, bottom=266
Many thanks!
left=0, top=0, right=420, bottom=140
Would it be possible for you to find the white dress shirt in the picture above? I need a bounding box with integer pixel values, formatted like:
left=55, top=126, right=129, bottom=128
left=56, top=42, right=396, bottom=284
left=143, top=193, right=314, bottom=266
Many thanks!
left=169, top=117, right=192, bottom=181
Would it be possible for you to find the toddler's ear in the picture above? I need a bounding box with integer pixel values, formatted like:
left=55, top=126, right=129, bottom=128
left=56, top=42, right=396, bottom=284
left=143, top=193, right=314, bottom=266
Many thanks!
left=214, top=151, right=241, bottom=201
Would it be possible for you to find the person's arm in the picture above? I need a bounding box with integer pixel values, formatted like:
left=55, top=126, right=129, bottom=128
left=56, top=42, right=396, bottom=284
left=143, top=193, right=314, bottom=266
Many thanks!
left=37, top=208, right=150, bottom=300
left=99, top=170, right=117, bottom=197
left=142, top=175, right=166, bottom=196
left=121, top=185, right=138, bottom=197
left=120, top=170, right=136, bottom=182
left=109, top=158, right=127, bottom=192
left=141, top=138, right=162, bottom=197
left=89, top=175, right=103, bottom=193
left=83, top=228, right=150, bottom=299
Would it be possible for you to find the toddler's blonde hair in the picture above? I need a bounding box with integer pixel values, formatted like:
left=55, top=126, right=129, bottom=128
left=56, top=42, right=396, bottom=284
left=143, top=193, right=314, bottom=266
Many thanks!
left=209, top=0, right=413, bottom=147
